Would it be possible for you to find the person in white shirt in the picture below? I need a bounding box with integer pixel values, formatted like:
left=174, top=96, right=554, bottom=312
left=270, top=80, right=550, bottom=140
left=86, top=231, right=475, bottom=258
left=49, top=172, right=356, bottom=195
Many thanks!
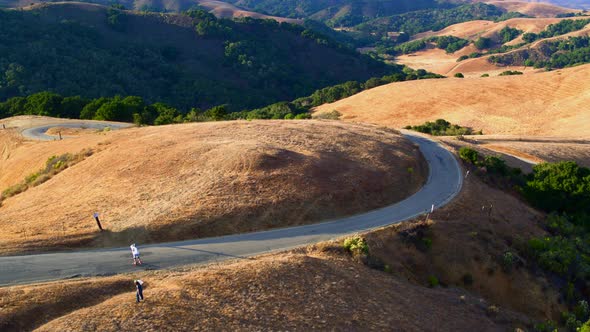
left=130, top=243, right=142, bottom=265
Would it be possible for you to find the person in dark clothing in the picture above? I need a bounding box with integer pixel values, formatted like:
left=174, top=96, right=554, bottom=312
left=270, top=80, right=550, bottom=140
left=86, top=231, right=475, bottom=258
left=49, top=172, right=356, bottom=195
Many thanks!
left=135, top=280, right=144, bottom=303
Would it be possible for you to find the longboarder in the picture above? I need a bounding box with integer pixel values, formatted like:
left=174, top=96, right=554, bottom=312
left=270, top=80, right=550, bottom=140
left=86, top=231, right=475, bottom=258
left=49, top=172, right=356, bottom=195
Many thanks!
left=130, top=243, right=142, bottom=265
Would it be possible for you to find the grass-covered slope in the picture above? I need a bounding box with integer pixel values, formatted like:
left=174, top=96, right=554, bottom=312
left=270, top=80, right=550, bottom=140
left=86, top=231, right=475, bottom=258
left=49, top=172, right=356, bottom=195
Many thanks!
left=0, top=3, right=396, bottom=110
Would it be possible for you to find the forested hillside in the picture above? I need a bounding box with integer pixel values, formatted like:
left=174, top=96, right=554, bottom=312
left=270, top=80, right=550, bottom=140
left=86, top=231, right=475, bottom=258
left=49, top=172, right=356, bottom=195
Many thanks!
left=0, top=3, right=397, bottom=110
left=226, top=0, right=446, bottom=26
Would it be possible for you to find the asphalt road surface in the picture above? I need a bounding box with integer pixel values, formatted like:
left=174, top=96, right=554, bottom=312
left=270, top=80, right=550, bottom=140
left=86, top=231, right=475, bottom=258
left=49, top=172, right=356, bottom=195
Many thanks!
left=0, top=131, right=463, bottom=286
left=21, top=121, right=132, bottom=141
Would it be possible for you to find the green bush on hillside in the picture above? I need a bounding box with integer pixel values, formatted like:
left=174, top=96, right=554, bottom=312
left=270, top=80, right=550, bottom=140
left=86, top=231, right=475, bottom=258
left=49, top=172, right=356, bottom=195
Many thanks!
left=405, top=119, right=473, bottom=136
left=343, top=236, right=369, bottom=256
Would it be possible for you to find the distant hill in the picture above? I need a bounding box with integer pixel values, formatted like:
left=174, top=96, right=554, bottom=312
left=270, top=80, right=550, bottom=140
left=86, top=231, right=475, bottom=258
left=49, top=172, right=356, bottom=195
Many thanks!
left=314, top=63, right=590, bottom=137
left=0, top=2, right=397, bottom=110
left=225, top=0, right=446, bottom=26
left=524, top=0, right=589, bottom=10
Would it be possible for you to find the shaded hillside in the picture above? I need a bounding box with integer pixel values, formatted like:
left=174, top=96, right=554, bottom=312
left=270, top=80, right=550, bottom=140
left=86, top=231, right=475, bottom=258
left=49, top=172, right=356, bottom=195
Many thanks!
left=226, top=0, right=445, bottom=26
left=0, top=3, right=396, bottom=110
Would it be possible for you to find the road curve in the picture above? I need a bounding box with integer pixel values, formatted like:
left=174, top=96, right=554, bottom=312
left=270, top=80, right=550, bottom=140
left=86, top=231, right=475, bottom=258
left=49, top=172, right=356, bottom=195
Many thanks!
left=0, top=132, right=463, bottom=286
left=21, top=121, right=132, bottom=141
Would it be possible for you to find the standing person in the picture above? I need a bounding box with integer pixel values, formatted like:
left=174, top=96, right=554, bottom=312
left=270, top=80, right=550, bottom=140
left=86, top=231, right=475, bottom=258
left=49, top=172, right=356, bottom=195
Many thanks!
left=130, top=243, right=142, bottom=265
left=135, top=279, right=144, bottom=303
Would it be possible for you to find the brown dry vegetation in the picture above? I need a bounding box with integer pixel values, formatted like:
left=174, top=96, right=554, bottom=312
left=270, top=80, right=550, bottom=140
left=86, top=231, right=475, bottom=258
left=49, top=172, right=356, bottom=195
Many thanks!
left=0, top=119, right=427, bottom=255
left=441, top=135, right=590, bottom=168
left=1, top=173, right=558, bottom=331
left=315, top=64, right=590, bottom=137
left=366, top=173, right=565, bottom=321
left=483, top=1, right=580, bottom=17
left=0, top=245, right=531, bottom=332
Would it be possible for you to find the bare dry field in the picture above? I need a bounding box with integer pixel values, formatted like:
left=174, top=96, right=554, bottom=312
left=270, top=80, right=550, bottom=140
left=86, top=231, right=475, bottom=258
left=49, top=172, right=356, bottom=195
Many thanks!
left=1, top=173, right=557, bottom=331
left=315, top=64, right=590, bottom=137
left=0, top=119, right=426, bottom=255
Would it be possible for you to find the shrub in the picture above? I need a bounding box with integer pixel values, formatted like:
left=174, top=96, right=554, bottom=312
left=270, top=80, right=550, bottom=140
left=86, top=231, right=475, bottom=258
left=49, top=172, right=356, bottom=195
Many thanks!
left=427, top=275, right=439, bottom=288
left=314, top=110, right=341, bottom=120
left=421, top=237, right=432, bottom=250
left=459, top=147, right=479, bottom=164
left=501, top=251, right=516, bottom=272
left=457, top=55, right=468, bottom=62
left=407, top=119, right=473, bottom=136
left=523, top=162, right=590, bottom=214
left=454, top=72, right=464, bottom=78
left=499, top=70, right=523, bottom=76
left=294, top=113, right=312, bottom=120
left=481, top=73, right=489, bottom=77
left=343, top=236, right=369, bottom=256
left=474, top=37, right=492, bottom=50
left=533, top=320, right=558, bottom=332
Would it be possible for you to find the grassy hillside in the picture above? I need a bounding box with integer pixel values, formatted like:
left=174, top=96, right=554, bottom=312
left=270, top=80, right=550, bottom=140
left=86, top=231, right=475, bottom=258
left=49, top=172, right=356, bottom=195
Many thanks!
left=0, top=3, right=397, bottom=110
left=0, top=119, right=427, bottom=254
left=314, top=64, right=590, bottom=136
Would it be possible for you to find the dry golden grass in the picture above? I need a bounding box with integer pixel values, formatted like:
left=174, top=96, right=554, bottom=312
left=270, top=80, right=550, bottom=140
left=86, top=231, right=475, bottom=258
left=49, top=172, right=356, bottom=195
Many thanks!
left=0, top=159, right=564, bottom=331
left=315, top=64, right=590, bottom=137
left=484, top=1, right=580, bottom=17
left=366, top=173, right=565, bottom=321
left=0, top=246, right=530, bottom=331
left=475, top=137, right=590, bottom=167
left=0, top=277, right=130, bottom=331
left=0, top=119, right=426, bottom=255
left=401, top=17, right=590, bottom=76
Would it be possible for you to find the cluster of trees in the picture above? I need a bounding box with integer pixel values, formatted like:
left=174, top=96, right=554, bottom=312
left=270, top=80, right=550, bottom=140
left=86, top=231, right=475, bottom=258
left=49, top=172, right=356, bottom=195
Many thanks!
left=294, top=67, right=443, bottom=108
left=498, top=70, right=523, bottom=76
left=226, top=0, right=444, bottom=26
left=358, top=3, right=525, bottom=41
left=457, top=43, right=527, bottom=61
left=392, top=35, right=469, bottom=54
left=490, top=36, right=590, bottom=69
left=405, top=119, right=478, bottom=136
left=499, top=26, right=523, bottom=43
left=459, top=149, right=590, bottom=330
left=524, top=162, right=590, bottom=331
left=522, top=19, right=590, bottom=43
left=0, top=65, right=442, bottom=124
left=0, top=6, right=400, bottom=113
left=474, top=36, right=493, bottom=50
left=0, top=92, right=232, bottom=124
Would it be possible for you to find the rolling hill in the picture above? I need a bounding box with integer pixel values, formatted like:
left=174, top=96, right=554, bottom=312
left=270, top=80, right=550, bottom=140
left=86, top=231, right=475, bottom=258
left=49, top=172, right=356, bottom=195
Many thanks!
left=314, top=63, right=590, bottom=137
left=394, top=16, right=590, bottom=76
left=0, top=119, right=426, bottom=254
left=0, top=2, right=397, bottom=111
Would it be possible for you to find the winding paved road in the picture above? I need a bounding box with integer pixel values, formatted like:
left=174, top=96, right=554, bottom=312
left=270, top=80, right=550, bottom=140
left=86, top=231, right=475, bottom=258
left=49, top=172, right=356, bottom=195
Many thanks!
left=21, top=121, right=132, bottom=141
left=0, top=131, right=463, bottom=286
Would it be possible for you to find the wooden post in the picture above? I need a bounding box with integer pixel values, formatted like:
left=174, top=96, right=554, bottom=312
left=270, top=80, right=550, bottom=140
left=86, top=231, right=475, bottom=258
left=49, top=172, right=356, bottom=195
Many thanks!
left=94, top=212, right=103, bottom=231
left=58, top=131, right=62, bottom=140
